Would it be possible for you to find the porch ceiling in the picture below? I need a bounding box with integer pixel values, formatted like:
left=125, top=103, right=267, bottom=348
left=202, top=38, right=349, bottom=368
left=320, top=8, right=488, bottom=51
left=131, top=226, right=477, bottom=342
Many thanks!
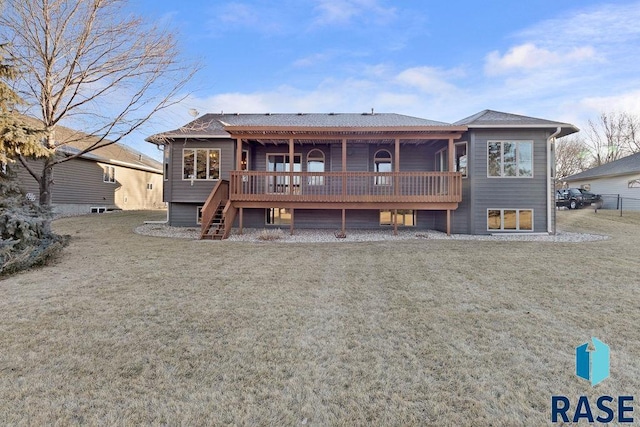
left=222, top=126, right=466, bottom=145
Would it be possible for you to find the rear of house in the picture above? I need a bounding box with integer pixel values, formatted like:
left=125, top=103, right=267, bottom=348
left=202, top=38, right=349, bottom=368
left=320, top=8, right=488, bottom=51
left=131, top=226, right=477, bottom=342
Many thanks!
left=148, top=110, right=577, bottom=238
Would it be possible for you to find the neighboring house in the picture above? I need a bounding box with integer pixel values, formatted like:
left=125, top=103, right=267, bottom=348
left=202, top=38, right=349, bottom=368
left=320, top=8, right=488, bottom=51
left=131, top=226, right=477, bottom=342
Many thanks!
left=147, top=110, right=577, bottom=238
left=564, top=152, right=640, bottom=210
left=12, top=121, right=164, bottom=215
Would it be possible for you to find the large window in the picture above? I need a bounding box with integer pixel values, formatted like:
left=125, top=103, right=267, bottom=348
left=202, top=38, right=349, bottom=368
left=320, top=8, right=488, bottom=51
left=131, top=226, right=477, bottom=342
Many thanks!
left=307, top=149, right=325, bottom=185
left=374, top=149, right=392, bottom=185
left=103, top=165, right=115, bottom=183
left=488, top=141, right=532, bottom=177
left=267, top=154, right=301, bottom=193
left=487, top=209, right=533, bottom=231
left=183, top=148, right=220, bottom=180
left=380, top=210, right=416, bottom=226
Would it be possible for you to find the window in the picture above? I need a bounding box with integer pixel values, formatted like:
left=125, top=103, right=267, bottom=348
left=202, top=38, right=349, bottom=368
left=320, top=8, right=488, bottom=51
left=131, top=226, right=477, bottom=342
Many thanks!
left=266, top=208, right=291, bottom=225
left=455, top=142, right=468, bottom=177
left=163, top=148, right=169, bottom=181
left=183, top=148, right=220, bottom=180
left=267, top=154, right=301, bottom=193
left=196, top=206, right=203, bottom=224
left=435, top=148, right=448, bottom=172
left=629, top=179, right=640, bottom=188
left=380, top=210, right=416, bottom=226
left=103, top=165, right=115, bottom=183
left=307, top=149, right=325, bottom=185
left=488, top=141, right=532, bottom=177
left=147, top=183, right=153, bottom=190
left=374, top=149, right=392, bottom=185
left=487, top=209, right=533, bottom=231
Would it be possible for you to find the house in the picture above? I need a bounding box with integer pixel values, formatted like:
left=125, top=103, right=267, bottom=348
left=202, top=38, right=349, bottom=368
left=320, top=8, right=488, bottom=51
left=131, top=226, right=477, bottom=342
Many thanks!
left=564, top=152, right=640, bottom=210
left=147, top=110, right=578, bottom=238
left=12, top=121, right=164, bottom=215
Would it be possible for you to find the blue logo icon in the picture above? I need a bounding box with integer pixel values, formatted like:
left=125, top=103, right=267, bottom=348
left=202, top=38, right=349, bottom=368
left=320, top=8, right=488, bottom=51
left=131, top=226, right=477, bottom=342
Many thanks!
left=576, top=337, right=610, bottom=386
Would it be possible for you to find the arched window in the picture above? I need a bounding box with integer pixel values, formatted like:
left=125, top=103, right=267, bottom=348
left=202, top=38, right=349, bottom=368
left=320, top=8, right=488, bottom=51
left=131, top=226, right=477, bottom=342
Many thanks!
left=307, top=149, right=325, bottom=185
left=374, top=149, right=392, bottom=185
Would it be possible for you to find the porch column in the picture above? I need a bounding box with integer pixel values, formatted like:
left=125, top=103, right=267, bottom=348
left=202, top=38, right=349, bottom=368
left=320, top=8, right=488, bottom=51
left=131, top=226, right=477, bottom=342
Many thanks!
left=448, top=137, right=455, bottom=172
left=342, top=138, right=347, bottom=196
left=289, top=138, right=295, bottom=195
left=236, top=138, right=243, bottom=170
left=394, top=137, right=400, bottom=196
left=393, top=209, right=398, bottom=236
left=446, top=210, right=451, bottom=236
left=239, top=207, right=244, bottom=235
left=341, top=209, right=346, bottom=235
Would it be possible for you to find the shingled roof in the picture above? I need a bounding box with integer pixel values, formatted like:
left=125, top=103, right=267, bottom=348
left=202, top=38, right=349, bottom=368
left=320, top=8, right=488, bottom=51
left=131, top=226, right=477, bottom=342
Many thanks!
left=455, top=109, right=579, bottom=138
left=147, top=113, right=455, bottom=141
left=21, top=115, right=161, bottom=172
left=565, top=152, right=640, bottom=181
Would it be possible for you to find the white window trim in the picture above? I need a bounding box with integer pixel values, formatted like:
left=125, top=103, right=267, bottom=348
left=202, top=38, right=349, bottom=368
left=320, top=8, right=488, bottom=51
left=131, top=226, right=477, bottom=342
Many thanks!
left=182, top=148, right=221, bottom=181
left=455, top=141, right=468, bottom=178
left=487, top=208, right=534, bottom=232
left=307, top=148, right=325, bottom=186
left=374, top=149, right=393, bottom=186
left=103, top=165, right=116, bottom=183
left=487, top=141, right=534, bottom=178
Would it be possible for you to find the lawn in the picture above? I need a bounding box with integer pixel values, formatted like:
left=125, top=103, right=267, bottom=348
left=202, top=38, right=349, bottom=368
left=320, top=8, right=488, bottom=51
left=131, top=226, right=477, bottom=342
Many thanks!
left=1, top=209, right=640, bottom=425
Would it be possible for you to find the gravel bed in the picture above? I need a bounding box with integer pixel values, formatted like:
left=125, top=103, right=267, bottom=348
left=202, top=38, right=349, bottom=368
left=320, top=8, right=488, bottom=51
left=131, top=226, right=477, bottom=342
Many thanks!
left=134, top=224, right=609, bottom=243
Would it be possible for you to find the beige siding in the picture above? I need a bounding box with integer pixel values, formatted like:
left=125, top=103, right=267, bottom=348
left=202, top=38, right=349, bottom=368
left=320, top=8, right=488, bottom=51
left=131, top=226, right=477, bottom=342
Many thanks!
left=10, top=157, right=163, bottom=210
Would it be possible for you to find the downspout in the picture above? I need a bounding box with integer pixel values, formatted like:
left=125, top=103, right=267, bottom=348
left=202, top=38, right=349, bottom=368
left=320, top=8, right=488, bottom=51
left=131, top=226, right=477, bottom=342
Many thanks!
left=548, top=127, right=562, bottom=234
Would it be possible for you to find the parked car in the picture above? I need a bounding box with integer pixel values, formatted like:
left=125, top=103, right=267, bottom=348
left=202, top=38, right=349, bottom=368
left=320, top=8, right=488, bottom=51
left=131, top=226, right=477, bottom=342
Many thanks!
left=556, top=188, right=584, bottom=209
left=577, top=188, right=603, bottom=205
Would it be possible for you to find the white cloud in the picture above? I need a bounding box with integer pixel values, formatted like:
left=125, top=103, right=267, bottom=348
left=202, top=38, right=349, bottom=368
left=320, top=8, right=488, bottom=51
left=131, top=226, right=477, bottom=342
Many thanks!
left=395, top=66, right=464, bottom=96
left=484, top=43, right=597, bottom=76
left=312, top=0, right=396, bottom=26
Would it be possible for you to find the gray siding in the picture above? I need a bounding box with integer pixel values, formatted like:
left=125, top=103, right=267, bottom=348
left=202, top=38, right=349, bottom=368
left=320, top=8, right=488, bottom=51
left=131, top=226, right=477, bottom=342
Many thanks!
left=468, top=130, right=551, bottom=234
left=168, top=138, right=235, bottom=203
left=169, top=202, right=200, bottom=227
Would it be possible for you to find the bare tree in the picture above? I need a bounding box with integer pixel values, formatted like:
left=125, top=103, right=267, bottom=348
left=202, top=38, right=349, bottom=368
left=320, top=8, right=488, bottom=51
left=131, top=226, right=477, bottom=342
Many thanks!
left=584, top=112, right=640, bottom=167
left=0, top=0, right=197, bottom=226
left=555, top=135, right=590, bottom=181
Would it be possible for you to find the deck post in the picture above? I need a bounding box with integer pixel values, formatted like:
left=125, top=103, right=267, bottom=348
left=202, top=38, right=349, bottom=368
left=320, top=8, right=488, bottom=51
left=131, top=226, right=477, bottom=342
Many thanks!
left=393, top=209, right=398, bottom=236
left=239, top=207, right=244, bottom=235
left=236, top=138, right=243, bottom=170
left=342, top=138, right=347, bottom=196
left=341, top=209, right=346, bottom=234
left=290, top=208, right=295, bottom=235
left=446, top=209, right=451, bottom=236
left=448, top=137, right=455, bottom=172
left=289, top=138, right=295, bottom=195
left=395, top=138, right=400, bottom=196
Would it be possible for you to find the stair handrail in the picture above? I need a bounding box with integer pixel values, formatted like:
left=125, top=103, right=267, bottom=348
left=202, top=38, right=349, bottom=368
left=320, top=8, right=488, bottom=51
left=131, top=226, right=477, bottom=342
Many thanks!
left=221, top=200, right=237, bottom=239
left=199, top=180, right=229, bottom=239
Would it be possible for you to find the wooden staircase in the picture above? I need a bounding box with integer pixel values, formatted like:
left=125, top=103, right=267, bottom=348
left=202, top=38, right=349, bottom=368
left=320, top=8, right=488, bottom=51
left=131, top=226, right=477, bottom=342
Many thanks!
left=199, top=180, right=237, bottom=240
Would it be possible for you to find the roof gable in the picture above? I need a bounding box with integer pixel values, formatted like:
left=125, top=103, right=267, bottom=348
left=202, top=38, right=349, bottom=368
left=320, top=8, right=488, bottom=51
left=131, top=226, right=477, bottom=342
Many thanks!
left=565, top=152, right=640, bottom=181
left=455, top=109, right=579, bottom=137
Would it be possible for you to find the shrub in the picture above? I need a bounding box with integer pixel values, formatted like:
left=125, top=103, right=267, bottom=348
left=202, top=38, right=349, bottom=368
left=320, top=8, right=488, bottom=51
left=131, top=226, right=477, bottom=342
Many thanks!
left=257, top=228, right=284, bottom=241
left=0, top=169, right=68, bottom=276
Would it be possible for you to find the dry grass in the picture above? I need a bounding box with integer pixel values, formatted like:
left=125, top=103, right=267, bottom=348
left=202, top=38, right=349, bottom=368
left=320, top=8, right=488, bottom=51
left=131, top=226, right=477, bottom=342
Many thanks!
left=1, top=209, right=640, bottom=425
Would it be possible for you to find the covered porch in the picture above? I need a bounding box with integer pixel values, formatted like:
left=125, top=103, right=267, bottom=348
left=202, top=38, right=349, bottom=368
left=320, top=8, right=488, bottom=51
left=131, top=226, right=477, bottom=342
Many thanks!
left=201, top=120, right=467, bottom=239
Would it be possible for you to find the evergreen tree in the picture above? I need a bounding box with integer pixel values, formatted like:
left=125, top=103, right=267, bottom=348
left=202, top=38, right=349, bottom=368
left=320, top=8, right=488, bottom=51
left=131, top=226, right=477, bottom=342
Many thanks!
left=0, top=43, right=49, bottom=164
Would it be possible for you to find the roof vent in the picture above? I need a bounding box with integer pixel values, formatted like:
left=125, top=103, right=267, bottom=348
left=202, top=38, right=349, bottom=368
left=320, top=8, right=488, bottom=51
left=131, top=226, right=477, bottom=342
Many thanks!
left=265, top=112, right=272, bottom=115
left=297, top=112, right=304, bottom=115
left=328, top=112, right=336, bottom=115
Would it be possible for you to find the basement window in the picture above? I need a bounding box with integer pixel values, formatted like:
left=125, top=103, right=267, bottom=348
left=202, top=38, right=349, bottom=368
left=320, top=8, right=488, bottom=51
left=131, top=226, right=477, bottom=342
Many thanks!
left=487, top=209, right=533, bottom=231
left=380, top=210, right=416, bottom=226
left=90, top=207, right=107, bottom=214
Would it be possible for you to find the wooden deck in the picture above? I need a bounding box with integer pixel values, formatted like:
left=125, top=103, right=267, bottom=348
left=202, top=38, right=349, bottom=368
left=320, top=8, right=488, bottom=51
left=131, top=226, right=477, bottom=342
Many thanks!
left=229, top=171, right=462, bottom=204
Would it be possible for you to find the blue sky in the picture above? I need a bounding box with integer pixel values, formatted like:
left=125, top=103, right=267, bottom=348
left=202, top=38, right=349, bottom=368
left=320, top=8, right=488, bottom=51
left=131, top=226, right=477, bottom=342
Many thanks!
left=128, top=0, right=640, bottom=160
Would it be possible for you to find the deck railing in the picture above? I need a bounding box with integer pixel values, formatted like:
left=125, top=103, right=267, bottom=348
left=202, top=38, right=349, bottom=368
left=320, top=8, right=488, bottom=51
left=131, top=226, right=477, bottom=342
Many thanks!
left=229, top=171, right=462, bottom=203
